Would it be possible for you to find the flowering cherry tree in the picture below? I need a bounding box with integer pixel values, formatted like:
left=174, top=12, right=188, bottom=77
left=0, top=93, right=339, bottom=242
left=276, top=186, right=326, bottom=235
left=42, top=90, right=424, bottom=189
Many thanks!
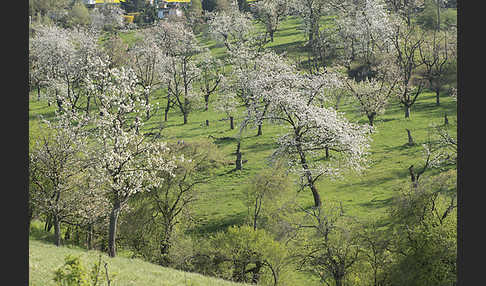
left=290, top=0, right=330, bottom=50
left=86, top=65, right=176, bottom=257
left=344, top=76, right=398, bottom=127
left=152, top=21, right=202, bottom=124
left=214, top=91, right=239, bottom=130
left=227, top=46, right=292, bottom=136
left=206, top=3, right=254, bottom=51
left=30, top=25, right=102, bottom=112
left=246, top=51, right=372, bottom=207
left=129, top=31, right=167, bottom=119
left=333, top=0, right=393, bottom=69
left=253, top=0, right=289, bottom=42
left=197, top=49, right=225, bottom=112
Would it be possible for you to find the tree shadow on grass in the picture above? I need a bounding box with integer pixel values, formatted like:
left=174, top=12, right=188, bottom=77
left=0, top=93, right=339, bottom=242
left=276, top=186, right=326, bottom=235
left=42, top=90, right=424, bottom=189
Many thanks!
left=29, top=110, right=57, bottom=121
left=187, top=212, right=246, bottom=237
left=269, top=40, right=306, bottom=55
left=358, top=197, right=395, bottom=211
left=29, top=223, right=55, bottom=244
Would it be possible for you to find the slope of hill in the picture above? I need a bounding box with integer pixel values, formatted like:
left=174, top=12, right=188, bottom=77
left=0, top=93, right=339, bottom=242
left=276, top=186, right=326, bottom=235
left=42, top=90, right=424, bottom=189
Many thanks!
left=29, top=238, right=248, bottom=286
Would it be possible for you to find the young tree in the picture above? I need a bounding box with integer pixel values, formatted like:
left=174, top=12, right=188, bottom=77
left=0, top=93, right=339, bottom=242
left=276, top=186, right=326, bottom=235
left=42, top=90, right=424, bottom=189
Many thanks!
left=418, top=28, right=457, bottom=105
left=296, top=203, right=362, bottom=286
left=344, top=76, right=397, bottom=127
left=210, top=225, right=288, bottom=285
left=358, top=220, right=393, bottom=286
left=144, top=140, right=223, bottom=265
left=214, top=91, right=239, bottom=130
left=29, top=110, right=90, bottom=246
left=244, top=161, right=293, bottom=231
left=389, top=19, right=427, bottom=118
left=197, top=50, right=224, bottom=112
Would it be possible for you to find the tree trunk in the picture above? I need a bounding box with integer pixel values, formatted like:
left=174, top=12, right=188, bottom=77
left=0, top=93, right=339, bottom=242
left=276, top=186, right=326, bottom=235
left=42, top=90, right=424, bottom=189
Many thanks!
left=334, top=275, right=344, bottom=286
left=296, top=138, right=321, bottom=207
left=251, top=260, right=263, bottom=284
left=408, top=165, right=420, bottom=189
left=53, top=214, right=61, bottom=246
left=444, top=113, right=448, bottom=125
left=204, top=94, right=209, bottom=111
left=159, top=226, right=173, bottom=266
left=235, top=142, right=242, bottom=170
left=56, top=91, right=63, bottom=112
left=230, top=116, right=234, bottom=130
left=404, top=105, right=411, bottom=118
left=64, top=226, right=71, bottom=241
left=145, top=94, right=150, bottom=120
left=406, top=129, right=414, bottom=146
left=37, top=86, right=41, bottom=101
left=368, top=114, right=375, bottom=127
left=87, top=224, right=93, bottom=250
left=44, top=214, right=53, bottom=232
left=108, top=201, right=121, bottom=257
left=86, top=95, right=91, bottom=114
left=183, top=112, right=188, bottom=124
left=257, top=124, right=262, bottom=136
left=164, top=96, right=170, bottom=122
left=435, top=88, right=440, bottom=106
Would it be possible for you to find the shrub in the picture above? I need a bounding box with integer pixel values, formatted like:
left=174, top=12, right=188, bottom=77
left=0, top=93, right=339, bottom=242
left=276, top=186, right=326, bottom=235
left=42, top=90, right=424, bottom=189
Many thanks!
left=53, top=255, right=113, bottom=286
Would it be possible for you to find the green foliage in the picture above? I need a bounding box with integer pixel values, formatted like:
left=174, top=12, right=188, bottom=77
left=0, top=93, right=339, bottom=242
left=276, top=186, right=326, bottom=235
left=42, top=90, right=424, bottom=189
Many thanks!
left=53, top=255, right=112, bottom=286
left=386, top=170, right=457, bottom=286
left=208, top=225, right=289, bottom=285
left=66, top=1, right=91, bottom=28
left=119, top=140, right=226, bottom=265
left=54, top=255, right=90, bottom=286
left=416, top=0, right=457, bottom=30
left=295, top=204, right=363, bottom=286
left=243, top=159, right=295, bottom=235
left=29, top=0, right=69, bottom=17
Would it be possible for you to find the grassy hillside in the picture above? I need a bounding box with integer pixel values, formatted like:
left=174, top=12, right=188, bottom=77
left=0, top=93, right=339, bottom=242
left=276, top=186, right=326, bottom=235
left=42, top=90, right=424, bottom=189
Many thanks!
left=28, top=15, right=457, bottom=286
left=29, top=231, right=248, bottom=286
